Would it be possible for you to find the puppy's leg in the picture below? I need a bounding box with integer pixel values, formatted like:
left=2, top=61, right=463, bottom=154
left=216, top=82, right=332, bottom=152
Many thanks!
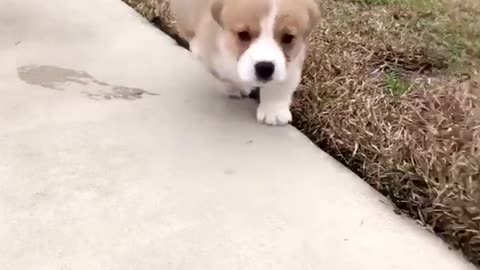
left=189, top=36, right=202, bottom=59
left=208, top=70, right=250, bottom=98
left=212, top=79, right=247, bottom=99
left=226, top=84, right=254, bottom=99
left=240, top=86, right=254, bottom=97
left=178, top=27, right=195, bottom=41
left=256, top=70, right=301, bottom=126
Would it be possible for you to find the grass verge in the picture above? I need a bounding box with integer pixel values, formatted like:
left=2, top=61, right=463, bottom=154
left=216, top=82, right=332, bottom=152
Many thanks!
left=121, top=0, right=480, bottom=265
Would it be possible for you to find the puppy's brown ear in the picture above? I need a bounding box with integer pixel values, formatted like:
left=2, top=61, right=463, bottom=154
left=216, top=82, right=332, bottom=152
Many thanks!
left=210, top=0, right=224, bottom=27
left=306, top=0, right=320, bottom=34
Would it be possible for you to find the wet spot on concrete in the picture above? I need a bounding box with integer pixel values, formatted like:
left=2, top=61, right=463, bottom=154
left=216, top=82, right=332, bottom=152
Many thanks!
left=17, top=65, right=158, bottom=100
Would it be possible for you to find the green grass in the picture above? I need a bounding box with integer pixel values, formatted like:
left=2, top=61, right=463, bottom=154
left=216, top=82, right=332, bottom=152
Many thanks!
left=357, top=0, right=480, bottom=73
left=357, top=0, right=436, bottom=9
left=385, top=73, right=411, bottom=95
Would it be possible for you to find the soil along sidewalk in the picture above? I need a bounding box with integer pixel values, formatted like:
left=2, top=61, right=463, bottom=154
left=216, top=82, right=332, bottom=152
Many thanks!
left=121, top=0, right=480, bottom=266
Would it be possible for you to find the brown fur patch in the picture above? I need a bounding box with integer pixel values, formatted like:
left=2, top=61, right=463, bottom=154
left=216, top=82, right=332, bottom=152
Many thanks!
left=169, top=0, right=211, bottom=41
left=216, top=0, right=271, bottom=59
left=275, top=0, right=320, bottom=61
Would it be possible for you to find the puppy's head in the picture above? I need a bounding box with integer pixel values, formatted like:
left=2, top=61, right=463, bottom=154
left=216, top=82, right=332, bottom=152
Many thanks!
left=211, top=0, right=319, bottom=86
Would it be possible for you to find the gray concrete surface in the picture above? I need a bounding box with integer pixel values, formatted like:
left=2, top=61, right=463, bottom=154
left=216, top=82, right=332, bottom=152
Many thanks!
left=0, top=0, right=475, bottom=269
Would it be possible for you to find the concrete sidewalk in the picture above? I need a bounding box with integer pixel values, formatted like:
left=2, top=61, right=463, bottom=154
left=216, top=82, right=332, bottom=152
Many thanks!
left=0, top=0, right=475, bottom=269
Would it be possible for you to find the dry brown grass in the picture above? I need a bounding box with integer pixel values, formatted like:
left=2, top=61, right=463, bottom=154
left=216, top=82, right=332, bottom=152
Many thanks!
left=123, top=0, right=176, bottom=32
left=121, top=0, right=480, bottom=266
left=296, top=1, right=480, bottom=265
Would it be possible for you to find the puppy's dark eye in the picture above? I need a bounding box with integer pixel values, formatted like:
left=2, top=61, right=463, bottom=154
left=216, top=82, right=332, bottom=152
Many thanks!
left=237, top=31, right=252, bottom=42
left=281, top=34, right=295, bottom=45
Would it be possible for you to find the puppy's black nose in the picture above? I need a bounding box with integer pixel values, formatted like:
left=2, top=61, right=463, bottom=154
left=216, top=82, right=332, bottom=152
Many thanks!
left=254, top=61, right=275, bottom=81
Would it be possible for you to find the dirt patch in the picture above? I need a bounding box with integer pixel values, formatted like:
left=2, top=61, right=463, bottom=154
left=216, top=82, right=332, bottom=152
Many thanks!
left=121, top=0, right=480, bottom=265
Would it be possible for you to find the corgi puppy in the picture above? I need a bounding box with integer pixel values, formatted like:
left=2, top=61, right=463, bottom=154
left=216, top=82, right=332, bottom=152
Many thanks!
left=169, top=0, right=320, bottom=125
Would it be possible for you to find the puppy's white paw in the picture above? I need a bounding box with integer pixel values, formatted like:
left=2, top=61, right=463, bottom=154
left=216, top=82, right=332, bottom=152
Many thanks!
left=214, top=80, right=248, bottom=99
left=226, top=90, right=243, bottom=99
left=240, top=87, right=254, bottom=97
left=226, top=87, right=254, bottom=99
left=256, top=103, right=292, bottom=126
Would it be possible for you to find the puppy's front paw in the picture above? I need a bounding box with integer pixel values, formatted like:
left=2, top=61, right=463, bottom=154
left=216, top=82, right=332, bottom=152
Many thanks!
left=256, top=103, right=292, bottom=126
left=228, top=86, right=253, bottom=99
left=226, top=89, right=244, bottom=99
left=213, top=80, right=248, bottom=99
